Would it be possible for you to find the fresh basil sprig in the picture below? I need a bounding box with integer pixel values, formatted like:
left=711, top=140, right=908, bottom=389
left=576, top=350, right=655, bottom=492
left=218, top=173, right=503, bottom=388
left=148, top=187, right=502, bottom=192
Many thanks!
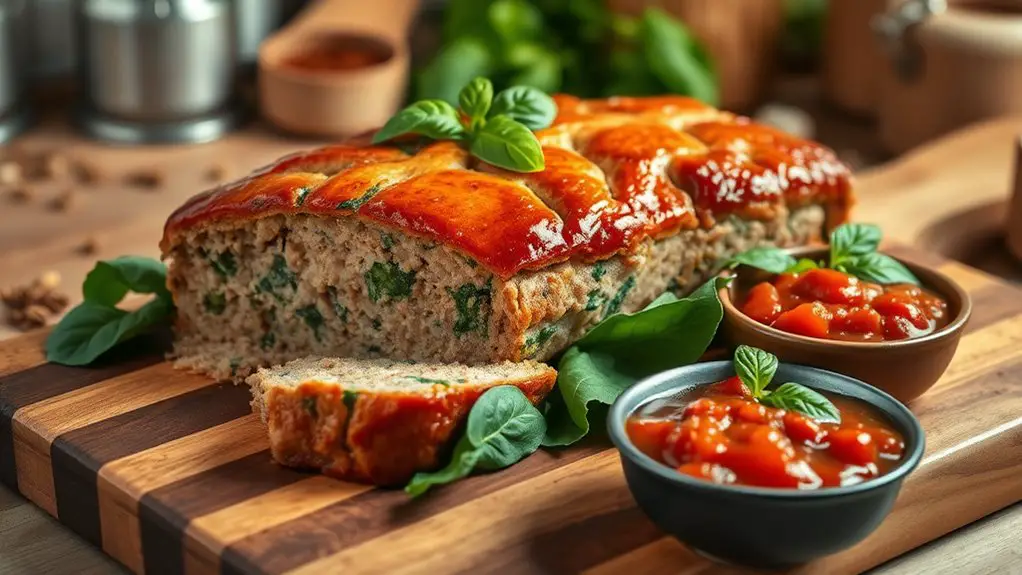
left=543, top=278, right=725, bottom=446
left=732, top=345, right=840, bottom=423
left=725, top=223, right=919, bottom=285
left=373, top=77, right=555, bottom=173
left=405, top=385, right=546, bottom=496
left=45, top=256, right=176, bottom=366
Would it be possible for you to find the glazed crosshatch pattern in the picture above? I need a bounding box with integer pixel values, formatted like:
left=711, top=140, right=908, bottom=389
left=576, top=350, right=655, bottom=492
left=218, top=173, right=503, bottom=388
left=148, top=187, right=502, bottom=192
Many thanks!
left=161, top=95, right=853, bottom=279
left=1, top=246, right=1020, bottom=575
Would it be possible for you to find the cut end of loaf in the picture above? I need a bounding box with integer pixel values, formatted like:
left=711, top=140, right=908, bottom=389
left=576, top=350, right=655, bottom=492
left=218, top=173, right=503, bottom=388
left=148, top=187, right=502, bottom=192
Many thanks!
left=246, top=356, right=557, bottom=486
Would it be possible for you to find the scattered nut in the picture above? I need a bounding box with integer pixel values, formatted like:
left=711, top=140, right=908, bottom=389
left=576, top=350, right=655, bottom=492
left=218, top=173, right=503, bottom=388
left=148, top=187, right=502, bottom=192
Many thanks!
left=76, top=236, right=100, bottom=256
left=0, top=161, right=22, bottom=185
left=205, top=164, right=227, bottom=182
left=71, top=159, right=104, bottom=185
left=47, top=189, right=75, bottom=212
left=124, top=169, right=164, bottom=190
left=1, top=272, right=69, bottom=331
left=5, top=186, right=32, bottom=204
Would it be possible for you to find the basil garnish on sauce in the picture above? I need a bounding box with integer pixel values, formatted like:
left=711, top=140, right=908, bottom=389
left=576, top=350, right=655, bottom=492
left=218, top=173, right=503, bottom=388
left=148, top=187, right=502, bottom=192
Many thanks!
left=733, top=345, right=841, bottom=423
left=373, top=77, right=555, bottom=173
left=726, top=223, right=919, bottom=285
left=405, top=385, right=546, bottom=496
left=45, top=256, right=176, bottom=366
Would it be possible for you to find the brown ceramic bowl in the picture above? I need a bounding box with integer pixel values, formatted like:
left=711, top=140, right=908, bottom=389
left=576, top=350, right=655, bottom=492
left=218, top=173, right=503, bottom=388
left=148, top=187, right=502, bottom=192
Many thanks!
left=718, top=246, right=972, bottom=403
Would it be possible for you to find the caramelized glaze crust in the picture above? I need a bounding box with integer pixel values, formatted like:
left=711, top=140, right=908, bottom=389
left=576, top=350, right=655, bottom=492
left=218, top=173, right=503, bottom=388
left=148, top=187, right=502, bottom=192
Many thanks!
left=162, top=95, right=853, bottom=279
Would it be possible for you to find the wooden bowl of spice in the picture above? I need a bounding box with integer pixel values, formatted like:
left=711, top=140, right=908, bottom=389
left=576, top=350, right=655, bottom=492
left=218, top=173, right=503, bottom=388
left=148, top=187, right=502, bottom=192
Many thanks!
left=258, top=0, right=420, bottom=138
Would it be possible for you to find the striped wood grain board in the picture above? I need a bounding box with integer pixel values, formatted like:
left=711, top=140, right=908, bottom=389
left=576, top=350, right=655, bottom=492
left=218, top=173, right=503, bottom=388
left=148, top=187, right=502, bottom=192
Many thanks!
left=1, top=246, right=1021, bottom=575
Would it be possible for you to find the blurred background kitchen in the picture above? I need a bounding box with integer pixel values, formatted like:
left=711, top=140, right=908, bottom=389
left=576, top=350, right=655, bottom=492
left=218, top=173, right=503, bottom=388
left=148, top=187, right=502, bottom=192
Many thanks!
left=3, top=2, right=1022, bottom=573
left=5, top=0, right=1022, bottom=328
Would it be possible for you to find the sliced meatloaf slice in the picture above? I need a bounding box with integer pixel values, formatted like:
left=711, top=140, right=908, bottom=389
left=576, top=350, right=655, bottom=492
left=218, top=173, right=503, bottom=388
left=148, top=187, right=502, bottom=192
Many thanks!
left=162, top=95, right=854, bottom=380
left=247, top=357, right=556, bottom=485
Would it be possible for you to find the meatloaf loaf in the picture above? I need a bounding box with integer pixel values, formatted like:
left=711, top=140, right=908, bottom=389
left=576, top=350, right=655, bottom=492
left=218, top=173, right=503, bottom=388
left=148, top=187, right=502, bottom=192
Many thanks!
left=248, top=357, right=556, bottom=485
left=161, top=95, right=854, bottom=380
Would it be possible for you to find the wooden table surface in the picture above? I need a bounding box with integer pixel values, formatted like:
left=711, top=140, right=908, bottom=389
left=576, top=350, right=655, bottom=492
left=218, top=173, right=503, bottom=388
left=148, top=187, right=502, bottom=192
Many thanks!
left=3, top=79, right=1022, bottom=574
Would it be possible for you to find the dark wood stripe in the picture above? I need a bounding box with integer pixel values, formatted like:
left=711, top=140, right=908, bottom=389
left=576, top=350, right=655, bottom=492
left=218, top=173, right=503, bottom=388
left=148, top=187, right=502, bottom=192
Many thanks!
left=220, top=442, right=607, bottom=575
left=141, top=451, right=311, bottom=575
left=497, top=507, right=661, bottom=574
left=45, top=382, right=251, bottom=570
left=0, top=330, right=169, bottom=491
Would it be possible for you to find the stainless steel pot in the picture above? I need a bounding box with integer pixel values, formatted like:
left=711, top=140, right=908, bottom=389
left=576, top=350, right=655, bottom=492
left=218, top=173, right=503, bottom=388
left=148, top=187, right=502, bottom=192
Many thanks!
left=76, top=0, right=245, bottom=144
left=0, top=0, right=31, bottom=143
left=235, top=0, right=305, bottom=68
left=30, top=0, right=75, bottom=79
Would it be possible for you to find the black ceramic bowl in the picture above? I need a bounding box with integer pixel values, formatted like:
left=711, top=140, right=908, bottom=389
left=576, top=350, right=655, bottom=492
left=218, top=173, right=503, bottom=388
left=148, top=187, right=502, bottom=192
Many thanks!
left=607, top=361, right=925, bottom=569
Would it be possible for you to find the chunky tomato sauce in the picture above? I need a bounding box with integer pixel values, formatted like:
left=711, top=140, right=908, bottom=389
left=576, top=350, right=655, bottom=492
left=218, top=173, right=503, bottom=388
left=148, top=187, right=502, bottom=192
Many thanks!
left=738, top=268, right=949, bottom=341
left=626, top=377, right=906, bottom=489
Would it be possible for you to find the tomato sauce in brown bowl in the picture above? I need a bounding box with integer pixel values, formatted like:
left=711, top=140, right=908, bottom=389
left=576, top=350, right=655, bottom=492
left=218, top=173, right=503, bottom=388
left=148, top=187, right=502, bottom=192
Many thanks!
left=718, top=247, right=971, bottom=403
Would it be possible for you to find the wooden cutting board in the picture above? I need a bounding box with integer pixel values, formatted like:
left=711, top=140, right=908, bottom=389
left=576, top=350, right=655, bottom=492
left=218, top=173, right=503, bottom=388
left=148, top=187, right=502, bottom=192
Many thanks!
left=1, top=244, right=1020, bottom=575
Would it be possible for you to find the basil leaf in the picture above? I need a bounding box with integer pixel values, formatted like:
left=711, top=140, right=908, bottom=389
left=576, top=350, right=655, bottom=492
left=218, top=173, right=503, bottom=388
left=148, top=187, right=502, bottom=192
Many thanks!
left=416, top=38, right=493, bottom=105
left=489, top=86, right=558, bottom=130
left=83, top=256, right=170, bottom=306
left=734, top=345, right=778, bottom=397
left=372, top=100, right=466, bottom=145
left=469, top=115, right=545, bottom=172
left=45, top=297, right=174, bottom=366
left=459, top=77, right=493, bottom=129
left=839, top=252, right=920, bottom=286
left=405, top=386, right=545, bottom=496
left=830, top=223, right=882, bottom=265
left=728, top=247, right=797, bottom=274
left=760, top=382, right=841, bottom=424
left=544, top=278, right=724, bottom=446
left=785, top=258, right=820, bottom=274
left=641, top=8, right=718, bottom=105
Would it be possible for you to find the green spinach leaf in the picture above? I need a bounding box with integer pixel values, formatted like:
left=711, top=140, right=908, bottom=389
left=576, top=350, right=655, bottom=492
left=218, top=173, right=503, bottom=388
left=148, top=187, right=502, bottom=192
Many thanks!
left=46, top=296, right=174, bottom=366
left=47, top=256, right=176, bottom=366
left=543, top=278, right=724, bottom=446
left=405, top=385, right=545, bottom=496
left=82, top=256, right=170, bottom=306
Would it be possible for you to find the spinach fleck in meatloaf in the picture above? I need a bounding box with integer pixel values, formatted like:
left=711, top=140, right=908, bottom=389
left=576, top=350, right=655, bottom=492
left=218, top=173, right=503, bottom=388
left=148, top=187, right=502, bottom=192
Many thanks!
left=161, top=95, right=854, bottom=380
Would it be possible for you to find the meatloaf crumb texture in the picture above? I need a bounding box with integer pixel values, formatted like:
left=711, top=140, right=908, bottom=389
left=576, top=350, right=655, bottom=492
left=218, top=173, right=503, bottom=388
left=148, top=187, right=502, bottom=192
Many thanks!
left=169, top=205, right=824, bottom=380
left=163, top=95, right=852, bottom=380
left=247, top=357, right=557, bottom=486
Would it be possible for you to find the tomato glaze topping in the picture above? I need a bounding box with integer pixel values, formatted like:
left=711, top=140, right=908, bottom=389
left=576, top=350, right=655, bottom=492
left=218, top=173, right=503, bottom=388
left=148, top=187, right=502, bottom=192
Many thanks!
left=739, top=268, right=949, bottom=341
left=626, top=378, right=906, bottom=489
